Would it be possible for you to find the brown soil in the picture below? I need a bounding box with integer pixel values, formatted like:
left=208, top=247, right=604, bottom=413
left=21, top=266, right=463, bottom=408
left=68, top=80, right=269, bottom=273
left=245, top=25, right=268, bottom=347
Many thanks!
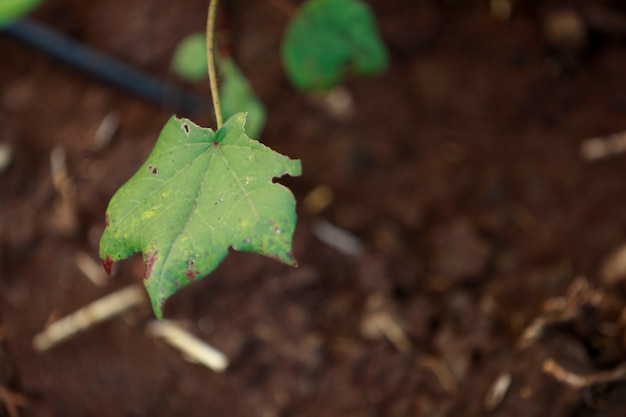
left=3, top=0, right=626, bottom=416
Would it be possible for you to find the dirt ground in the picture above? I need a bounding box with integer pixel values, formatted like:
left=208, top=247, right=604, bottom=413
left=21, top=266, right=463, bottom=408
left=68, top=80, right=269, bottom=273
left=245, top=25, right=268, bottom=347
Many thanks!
left=2, top=0, right=626, bottom=416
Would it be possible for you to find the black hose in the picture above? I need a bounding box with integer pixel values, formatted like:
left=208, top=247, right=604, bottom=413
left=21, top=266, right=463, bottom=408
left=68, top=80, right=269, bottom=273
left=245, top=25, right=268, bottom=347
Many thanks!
left=3, top=19, right=207, bottom=114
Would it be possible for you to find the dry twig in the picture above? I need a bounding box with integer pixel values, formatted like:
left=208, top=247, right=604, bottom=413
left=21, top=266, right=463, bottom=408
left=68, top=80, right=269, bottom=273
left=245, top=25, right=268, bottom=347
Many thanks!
left=311, top=219, right=364, bottom=257
left=419, top=355, right=458, bottom=395
left=485, top=372, right=512, bottom=411
left=543, top=358, right=626, bottom=389
left=519, top=276, right=603, bottom=347
left=93, top=112, right=119, bottom=150
left=360, top=295, right=412, bottom=353
left=33, top=285, right=146, bottom=351
left=580, top=131, right=626, bottom=161
left=74, top=251, right=108, bottom=286
left=147, top=320, right=228, bottom=372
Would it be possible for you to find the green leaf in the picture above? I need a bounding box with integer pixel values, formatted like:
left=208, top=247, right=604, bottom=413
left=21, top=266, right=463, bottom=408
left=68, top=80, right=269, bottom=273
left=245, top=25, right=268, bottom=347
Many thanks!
left=172, top=35, right=266, bottom=137
left=0, top=0, right=43, bottom=28
left=172, top=33, right=208, bottom=82
left=281, top=0, right=389, bottom=91
left=100, top=113, right=301, bottom=318
left=219, top=58, right=266, bottom=139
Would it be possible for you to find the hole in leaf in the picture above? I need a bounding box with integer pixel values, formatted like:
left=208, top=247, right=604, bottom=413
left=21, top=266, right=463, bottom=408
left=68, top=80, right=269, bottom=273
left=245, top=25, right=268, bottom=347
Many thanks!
left=182, top=123, right=190, bottom=135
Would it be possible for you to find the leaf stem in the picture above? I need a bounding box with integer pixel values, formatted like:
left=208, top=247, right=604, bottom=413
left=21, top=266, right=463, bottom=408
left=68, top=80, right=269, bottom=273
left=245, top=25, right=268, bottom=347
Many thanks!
left=206, top=0, right=223, bottom=129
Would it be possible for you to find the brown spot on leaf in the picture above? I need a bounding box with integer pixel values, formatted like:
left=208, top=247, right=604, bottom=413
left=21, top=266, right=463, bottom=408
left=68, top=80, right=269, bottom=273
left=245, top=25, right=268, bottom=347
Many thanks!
left=186, top=257, right=198, bottom=280
left=144, top=251, right=158, bottom=279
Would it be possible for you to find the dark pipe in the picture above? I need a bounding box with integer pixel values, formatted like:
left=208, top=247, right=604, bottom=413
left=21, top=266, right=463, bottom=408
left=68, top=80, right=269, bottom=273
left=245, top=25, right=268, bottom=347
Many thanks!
left=3, top=19, right=207, bottom=114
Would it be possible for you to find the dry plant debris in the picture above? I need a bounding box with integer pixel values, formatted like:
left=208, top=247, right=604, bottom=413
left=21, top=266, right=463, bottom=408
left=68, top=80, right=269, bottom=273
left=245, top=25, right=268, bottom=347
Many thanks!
left=543, top=358, right=626, bottom=389
left=484, top=372, right=512, bottom=411
left=360, top=294, right=412, bottom=353
left=519, top=276, right=605, bottom=347
left=93, top=112, right=120, bottom=150
left=418, top=355, right=458, bottom=395
left=580, top=130, right=626, bottom=161
left=0, top=143, right=12, bottom=174
left=302, top=185, right=334, bottom=216
left=521, top=275, right=626, bottom=392
left=311, top=219, right=365, bottom=257
left=74, top=251, right=108, bottom=287
left=600, top=242, right=626, bottom=285
left=146, top=320, right=228, bottom=372
left=33, top=285, right=146, bottom=351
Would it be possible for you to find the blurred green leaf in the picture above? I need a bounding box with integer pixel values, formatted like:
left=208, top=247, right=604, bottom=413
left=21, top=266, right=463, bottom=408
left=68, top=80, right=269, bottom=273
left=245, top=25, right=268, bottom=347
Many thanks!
left=219, top=58, right=266, bottom=139
left=281, top=0, right=389, bottom=91
left=172, top=35, right=266, bottom=137
left=172, top=33, right=208, bottom=82
left=0, top=0, right=43, bottom=27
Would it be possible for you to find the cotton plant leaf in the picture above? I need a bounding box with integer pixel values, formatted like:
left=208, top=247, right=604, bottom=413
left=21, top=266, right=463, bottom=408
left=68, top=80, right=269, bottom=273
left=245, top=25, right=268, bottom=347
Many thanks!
left=219, top=57, right=266, bottom=139
left=172, top=35, right=266, bottom=137
left=100, top=113, right=301, bottom=318
left=281, top=0, right=389, bottom=91
left=0, top=0, right=43, bottom=27
left=172, top=33, right=208, bottom=82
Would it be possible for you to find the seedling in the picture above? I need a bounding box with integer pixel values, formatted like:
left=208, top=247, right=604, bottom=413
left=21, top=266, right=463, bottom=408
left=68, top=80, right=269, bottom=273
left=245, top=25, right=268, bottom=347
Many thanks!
left=171, top=0, right=389, bottom=135
left=102, top=0, right=388, bottom=318
left=173, top=0, right=388, bottom=91
left=100, top=0, right=301, bottom=319
left=173, top=34, right=268, bottom=139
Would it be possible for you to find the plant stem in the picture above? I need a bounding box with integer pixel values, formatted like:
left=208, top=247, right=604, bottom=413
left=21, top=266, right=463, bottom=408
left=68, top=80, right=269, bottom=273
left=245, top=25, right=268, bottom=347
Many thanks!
left=207, top=0, right=223, bottom=129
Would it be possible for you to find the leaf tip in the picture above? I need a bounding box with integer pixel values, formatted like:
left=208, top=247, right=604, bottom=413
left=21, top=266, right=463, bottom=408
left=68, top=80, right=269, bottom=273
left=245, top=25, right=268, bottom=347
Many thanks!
left=270, top=251, right=298, bottom=267
left=145, top=282, right=167, bottom=320
left=102, top=254, right=114, bottom=275
left=234, top=111, right=248, bottom=126
left=153, top=303, right=165, bottom=321
left=286, top=251, right=298, bottom=268
left=290, top=158, right=303, bottom=177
